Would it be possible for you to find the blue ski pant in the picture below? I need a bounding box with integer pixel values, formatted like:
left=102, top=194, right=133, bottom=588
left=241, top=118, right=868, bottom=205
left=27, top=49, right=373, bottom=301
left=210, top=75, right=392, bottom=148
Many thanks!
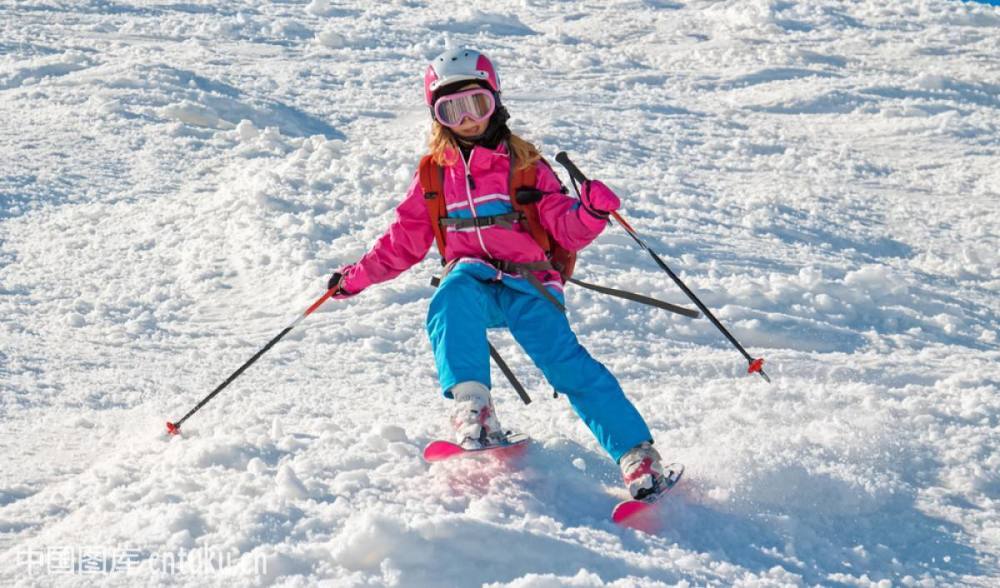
left=426, top=271, right=653, bottom=463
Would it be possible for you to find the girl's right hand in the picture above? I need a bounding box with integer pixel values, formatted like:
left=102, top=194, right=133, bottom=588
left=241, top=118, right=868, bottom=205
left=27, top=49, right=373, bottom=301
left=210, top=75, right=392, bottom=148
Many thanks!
left=327, top=269, right=357, bottom=299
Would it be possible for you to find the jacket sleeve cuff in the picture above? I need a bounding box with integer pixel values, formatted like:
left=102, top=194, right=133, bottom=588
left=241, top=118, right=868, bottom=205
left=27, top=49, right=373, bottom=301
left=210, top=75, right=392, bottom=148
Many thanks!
left=576, top=203, right=610, bottom=233
left=338, top=264, right=372, bottom=296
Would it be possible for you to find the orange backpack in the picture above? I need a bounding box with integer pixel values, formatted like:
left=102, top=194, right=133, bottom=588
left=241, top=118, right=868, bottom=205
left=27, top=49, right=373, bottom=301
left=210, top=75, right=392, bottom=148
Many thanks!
left=418, top=155, right=577, bottom=282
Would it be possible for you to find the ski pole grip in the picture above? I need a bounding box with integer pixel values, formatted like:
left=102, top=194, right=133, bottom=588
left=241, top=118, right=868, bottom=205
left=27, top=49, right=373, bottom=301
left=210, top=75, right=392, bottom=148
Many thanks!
left=555, top=152, right=589, bottom=184
left=557, top=152, right=638, bottom=236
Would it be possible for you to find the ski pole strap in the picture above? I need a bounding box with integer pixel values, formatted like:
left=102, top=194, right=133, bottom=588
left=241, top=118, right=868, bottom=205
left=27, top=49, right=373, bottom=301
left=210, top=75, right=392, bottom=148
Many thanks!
left=567, top=278, right=700, bottom=319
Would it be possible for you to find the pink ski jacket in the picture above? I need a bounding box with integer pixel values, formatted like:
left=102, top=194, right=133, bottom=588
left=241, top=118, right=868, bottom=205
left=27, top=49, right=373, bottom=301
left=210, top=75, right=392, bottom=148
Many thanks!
left=338, top=143, right=610, bottom=298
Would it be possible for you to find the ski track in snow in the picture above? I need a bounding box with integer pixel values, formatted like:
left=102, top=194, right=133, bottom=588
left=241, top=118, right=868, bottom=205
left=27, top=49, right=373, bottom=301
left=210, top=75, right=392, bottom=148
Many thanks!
left=1, top=0, right=998, bottom=586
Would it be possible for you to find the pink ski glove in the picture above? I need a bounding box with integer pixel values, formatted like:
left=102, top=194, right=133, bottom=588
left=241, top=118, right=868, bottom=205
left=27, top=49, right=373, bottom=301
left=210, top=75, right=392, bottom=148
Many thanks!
left=580, top=180, right=621, bottom=219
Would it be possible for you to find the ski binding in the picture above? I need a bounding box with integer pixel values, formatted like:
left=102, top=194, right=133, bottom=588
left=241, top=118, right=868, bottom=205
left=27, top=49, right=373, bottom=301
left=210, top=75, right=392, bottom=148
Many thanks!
left=612, top=462, right=684, bottom=527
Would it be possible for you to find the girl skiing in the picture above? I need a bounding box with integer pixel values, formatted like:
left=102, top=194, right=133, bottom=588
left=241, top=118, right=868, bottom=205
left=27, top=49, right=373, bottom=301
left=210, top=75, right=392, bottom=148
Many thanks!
left=329, top=48, right=668, bottom=500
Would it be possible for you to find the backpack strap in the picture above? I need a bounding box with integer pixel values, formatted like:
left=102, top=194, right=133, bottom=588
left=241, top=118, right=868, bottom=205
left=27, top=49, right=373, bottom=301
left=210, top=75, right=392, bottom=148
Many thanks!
left=508, top=157, right=551, bottom=253
left=509, top=155, right=577, bottom=284
left=419, top=155, right=448, bottom=260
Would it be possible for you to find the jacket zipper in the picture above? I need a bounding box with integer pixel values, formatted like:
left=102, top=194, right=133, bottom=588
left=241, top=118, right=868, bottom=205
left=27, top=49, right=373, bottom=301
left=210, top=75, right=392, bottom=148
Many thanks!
left=461, top=149, right=494, bottom=259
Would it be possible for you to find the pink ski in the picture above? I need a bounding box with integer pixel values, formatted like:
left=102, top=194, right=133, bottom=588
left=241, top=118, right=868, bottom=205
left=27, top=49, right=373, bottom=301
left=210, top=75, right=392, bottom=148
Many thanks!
left=612, top=462, right=684, bottom=529
left=422, top=434, right=530, bottom=462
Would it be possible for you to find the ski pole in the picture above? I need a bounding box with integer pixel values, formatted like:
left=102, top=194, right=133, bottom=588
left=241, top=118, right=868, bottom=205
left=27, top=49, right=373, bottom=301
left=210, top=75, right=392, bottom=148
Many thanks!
left=554, top=151, right=770, bottom=383
left=166, top=286, right=338, bottom=435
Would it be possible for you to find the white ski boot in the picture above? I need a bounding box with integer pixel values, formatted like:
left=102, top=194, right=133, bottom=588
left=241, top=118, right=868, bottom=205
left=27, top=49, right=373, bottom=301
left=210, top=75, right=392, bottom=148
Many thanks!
left=450, top=381, right=507, bottom=449
left=619, top=441, right=668, bottom=501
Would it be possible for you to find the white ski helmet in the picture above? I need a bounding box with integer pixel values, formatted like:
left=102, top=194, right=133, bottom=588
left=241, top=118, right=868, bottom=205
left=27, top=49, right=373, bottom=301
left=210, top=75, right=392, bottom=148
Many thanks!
left=423, top=48, right=501, bottom=106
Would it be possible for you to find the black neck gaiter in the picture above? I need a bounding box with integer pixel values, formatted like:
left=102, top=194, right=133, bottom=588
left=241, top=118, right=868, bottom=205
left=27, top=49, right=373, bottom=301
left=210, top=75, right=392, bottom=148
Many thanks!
left=455, top=104, right=511, bottom=151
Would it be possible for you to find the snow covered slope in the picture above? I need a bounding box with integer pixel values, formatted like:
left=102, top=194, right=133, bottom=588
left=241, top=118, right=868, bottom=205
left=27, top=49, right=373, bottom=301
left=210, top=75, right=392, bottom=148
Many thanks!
left=1, top=0, right=998, bottom=585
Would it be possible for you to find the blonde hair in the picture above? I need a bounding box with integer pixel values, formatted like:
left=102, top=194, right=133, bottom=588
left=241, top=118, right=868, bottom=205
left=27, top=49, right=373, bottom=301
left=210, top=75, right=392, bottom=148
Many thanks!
left=427, top=121, right=541, bottom=171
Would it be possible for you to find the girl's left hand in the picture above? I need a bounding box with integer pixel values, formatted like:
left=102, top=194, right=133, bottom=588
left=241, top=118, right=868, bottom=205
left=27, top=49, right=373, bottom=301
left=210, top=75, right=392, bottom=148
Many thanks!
left=581, top=180, right=621, bottom=218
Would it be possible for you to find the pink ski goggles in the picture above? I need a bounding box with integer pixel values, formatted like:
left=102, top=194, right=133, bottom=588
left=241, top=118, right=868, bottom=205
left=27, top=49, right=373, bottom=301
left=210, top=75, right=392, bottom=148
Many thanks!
left=433, top=88, right=496, bottom=128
